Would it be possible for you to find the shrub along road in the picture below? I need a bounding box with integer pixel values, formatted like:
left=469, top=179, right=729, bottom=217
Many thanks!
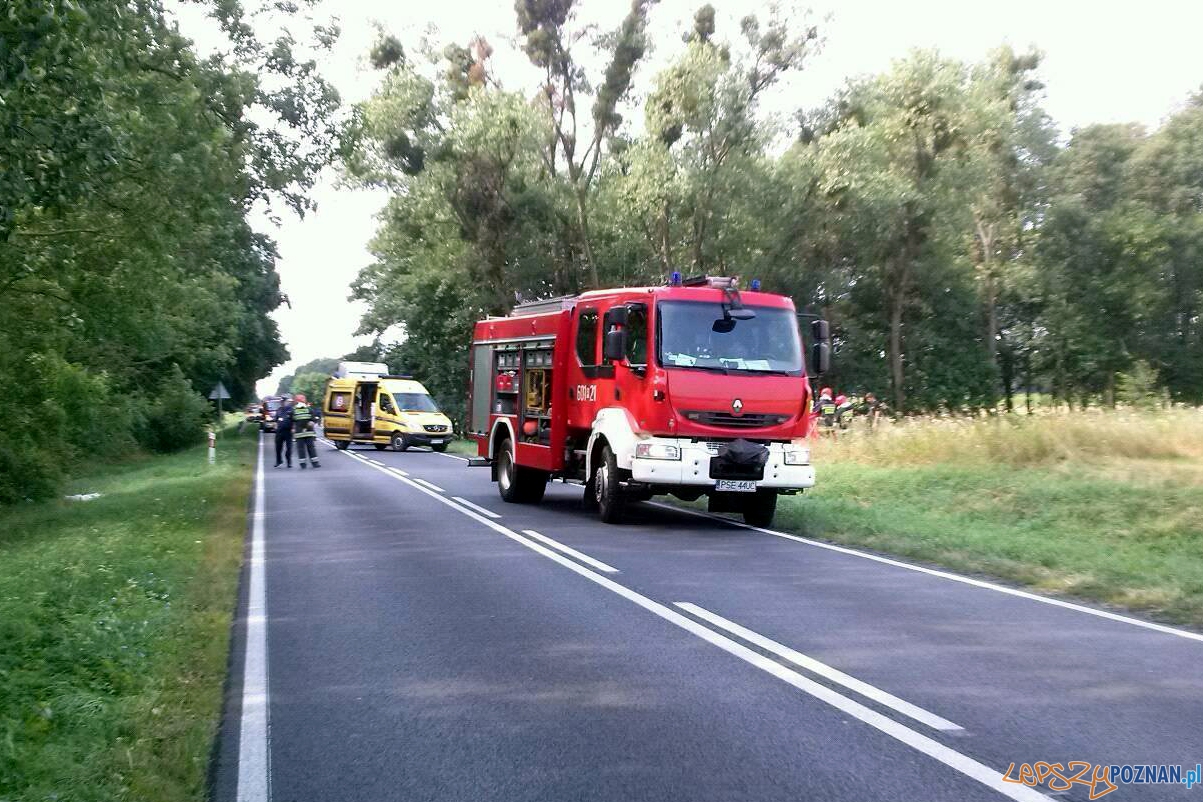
left=214, top=437, right=1202, bottom=802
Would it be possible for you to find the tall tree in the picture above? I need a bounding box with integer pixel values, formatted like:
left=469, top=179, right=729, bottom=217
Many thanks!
left=515, top=0, right=655, bottom=288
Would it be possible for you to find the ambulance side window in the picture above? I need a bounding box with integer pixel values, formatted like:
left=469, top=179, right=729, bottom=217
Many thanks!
left=380, top=394, right=396, bottom=414
left=576, top=309, right=599, bottom=366
left=327, top=392, right=350, bottom=413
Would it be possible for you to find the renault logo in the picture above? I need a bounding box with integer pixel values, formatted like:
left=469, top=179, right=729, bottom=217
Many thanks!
left=731, top=398, right=744, bottom=414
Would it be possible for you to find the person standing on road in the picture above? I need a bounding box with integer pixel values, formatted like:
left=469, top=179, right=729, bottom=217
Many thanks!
left=274, top=396, right=294, bottom=468
left=292, top=394, right=321, bottom=469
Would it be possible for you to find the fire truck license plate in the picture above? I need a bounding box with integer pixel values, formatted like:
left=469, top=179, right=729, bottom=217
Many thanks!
left=716, top=480, right=757, bottom=493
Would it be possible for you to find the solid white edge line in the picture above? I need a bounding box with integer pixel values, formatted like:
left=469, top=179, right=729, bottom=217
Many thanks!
left=389, top=467, right=410, bottom=477
left=522, top=530, right=620, bottom=573
left=236, top=436, right=270, bottom=802
left=649, top=501, right=1203, bottom=644
left=676, top=602, right=962, bottom=732
left=334, top=448, right=1051, bottom=802
left=409, top=476, right=444, bottom=493
left=451, top=496, right=501, bottom=519
left=434, top=450, right=472, bottom=463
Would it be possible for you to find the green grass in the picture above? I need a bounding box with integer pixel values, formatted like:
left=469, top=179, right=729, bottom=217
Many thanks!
left=0, top=423, right=257, bottom=802
left=763, top=411, right=1203, bottom=628
left=446, top=436, right=478, bottom=457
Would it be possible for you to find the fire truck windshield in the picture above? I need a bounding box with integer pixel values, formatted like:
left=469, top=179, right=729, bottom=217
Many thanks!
left=657, top=301, right=803, bottom=375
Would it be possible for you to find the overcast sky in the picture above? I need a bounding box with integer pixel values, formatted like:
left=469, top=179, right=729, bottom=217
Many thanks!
left=171, top=0, right=1203, bottom=397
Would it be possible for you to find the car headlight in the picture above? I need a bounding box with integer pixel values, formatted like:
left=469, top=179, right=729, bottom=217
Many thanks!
left=636, top=442, right=681, bottom=460
left=784, top=446, right=811, bottom=465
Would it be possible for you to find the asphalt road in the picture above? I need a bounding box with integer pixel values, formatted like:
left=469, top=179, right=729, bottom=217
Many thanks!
left=212, top=435, right=1203, bottom=802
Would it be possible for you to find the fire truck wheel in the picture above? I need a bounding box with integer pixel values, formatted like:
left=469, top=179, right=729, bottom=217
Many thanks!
left=497, top=438, right=547, bottom=504
left=391, top=432, right=410, bottom=452
left=742, top=489, right=778, bottom=528
left=594, top=445, right=626, bottom=524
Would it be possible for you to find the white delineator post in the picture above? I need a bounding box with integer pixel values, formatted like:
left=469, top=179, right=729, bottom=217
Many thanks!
left=208, top=430, right=216, bottom=465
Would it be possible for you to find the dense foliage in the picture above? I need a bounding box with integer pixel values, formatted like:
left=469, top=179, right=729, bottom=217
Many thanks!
left=346, top=2, right=1203, bottom=426
left=0, top=1, right=339, bottom=501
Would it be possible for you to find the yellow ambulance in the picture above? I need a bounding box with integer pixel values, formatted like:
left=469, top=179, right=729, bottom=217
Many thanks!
left=322, top=372, right=454, bottom=452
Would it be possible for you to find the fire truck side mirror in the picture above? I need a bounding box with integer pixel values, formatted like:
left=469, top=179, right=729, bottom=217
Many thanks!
left=603, top=328, right=627, bottom=363
left=811, top=319, right=830, bottom=342
left=811, top=341, right=831, bottom=375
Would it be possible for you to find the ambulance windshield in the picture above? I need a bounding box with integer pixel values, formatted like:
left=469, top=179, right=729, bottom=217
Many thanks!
left=657, top=301, right=803, bottom=375
left=393, top=392, right=440, bottom=413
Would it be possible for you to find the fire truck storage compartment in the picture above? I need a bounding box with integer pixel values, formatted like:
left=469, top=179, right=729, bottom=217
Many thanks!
left=353, top=381, right=377, bottom=438
left=521, top=341, right=554, bottom=445
left=470, top=343, right=494, bottom=434
left=493, top=346, right=521, bottom=416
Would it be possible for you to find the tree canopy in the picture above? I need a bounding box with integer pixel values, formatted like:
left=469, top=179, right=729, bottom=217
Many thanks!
left=346, top=4, right=1203, bottom=427
left=0, top=0, right=340, bottom=501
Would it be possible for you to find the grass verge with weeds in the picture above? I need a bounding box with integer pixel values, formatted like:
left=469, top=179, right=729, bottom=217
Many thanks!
left=761, top=410, right=1203, bottom=628
left=0, top=424, right=257, bottom=802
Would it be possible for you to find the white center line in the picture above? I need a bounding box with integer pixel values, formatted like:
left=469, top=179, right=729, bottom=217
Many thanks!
left=676, top=602, right=962, bottom=732
left=522, top=529, right=619, bottom=573
left=650, top=501, right=1203, bottom=644
left=335, top=449, right=1051, bottom=802
left=237, top=438, right=270, bottom=802
left=451, top=496, right=501, bottom=519
left=409, top=476, right=444, bottom=493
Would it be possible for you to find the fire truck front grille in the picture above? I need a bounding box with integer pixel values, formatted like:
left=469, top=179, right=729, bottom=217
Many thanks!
left=423, top=424, right=449, bottom=433
left=683, top=411, right=790, bottom=428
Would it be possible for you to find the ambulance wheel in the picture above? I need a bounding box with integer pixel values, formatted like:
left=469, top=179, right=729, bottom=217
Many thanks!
left=374, top=443, right=387, bottom=451
left=431, top=444, right=448, bottom=453
left=391, top=432, right=410, bottom=452
left=334, top=440, right=349, bottom=450
left=742, top=490, right=778, bottom=528
left=497, top=438, right=546, bottom=504
left=594, top=444, right=626, bottom=524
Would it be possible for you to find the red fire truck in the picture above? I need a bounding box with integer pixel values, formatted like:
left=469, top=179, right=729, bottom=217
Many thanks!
left=467, top=275, right=830, bottom=526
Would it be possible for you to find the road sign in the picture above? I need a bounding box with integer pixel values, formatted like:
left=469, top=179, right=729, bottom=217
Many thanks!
left=208, top=382, right=231, bottom=400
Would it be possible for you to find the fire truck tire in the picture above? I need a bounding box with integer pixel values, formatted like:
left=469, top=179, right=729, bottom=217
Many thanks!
left=391, top=432, right=410, bottom=452
left=742, top=490, right=778, bottom=528
left=594, top=445, right=627, bottom=524
left=334, top=440, right=349, bottom=450
left=497, top=438, right=547, bottom=504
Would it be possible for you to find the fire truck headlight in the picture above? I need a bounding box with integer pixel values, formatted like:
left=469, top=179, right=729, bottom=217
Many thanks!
left=636, top=442, right=681, bottom=460
left=784, top=446, right=810, bottom=465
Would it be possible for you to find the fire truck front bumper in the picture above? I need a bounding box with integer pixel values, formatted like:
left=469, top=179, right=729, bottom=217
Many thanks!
left=627, top=438, right=816, bottom=491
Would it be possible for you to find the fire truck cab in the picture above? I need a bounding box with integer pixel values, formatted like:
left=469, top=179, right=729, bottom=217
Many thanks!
left=467, top=276, right=830, bottom=526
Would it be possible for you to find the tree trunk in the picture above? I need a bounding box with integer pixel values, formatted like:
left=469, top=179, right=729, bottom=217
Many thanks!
left=1024, top=352, right=1034, bottom=414
left=1000, top=343, right=1014, bottom=412
left=574, top=188, right=600, bottom=289
left=659, top=201, right=672, bottom=274
left=888, top=286, right=906, bottom=415
left=985, top=273, right=999, bottom=364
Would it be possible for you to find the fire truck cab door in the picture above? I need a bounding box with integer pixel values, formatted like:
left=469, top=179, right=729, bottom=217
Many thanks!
left=612, top=301, right=651, bottom=425
left=568, top=306, right=605, bottom=430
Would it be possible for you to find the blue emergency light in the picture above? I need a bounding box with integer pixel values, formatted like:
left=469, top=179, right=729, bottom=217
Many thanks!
left=750, top=278, right=761, bottom=291
left=669, top=271, right=682, bottom=286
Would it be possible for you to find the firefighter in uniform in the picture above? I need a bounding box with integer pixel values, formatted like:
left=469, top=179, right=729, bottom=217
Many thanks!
left=836, top=393, right=855, bottom=431
left=292, top=394, right=321, bottom=469
left=814, top=386, right=837, bottom=437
